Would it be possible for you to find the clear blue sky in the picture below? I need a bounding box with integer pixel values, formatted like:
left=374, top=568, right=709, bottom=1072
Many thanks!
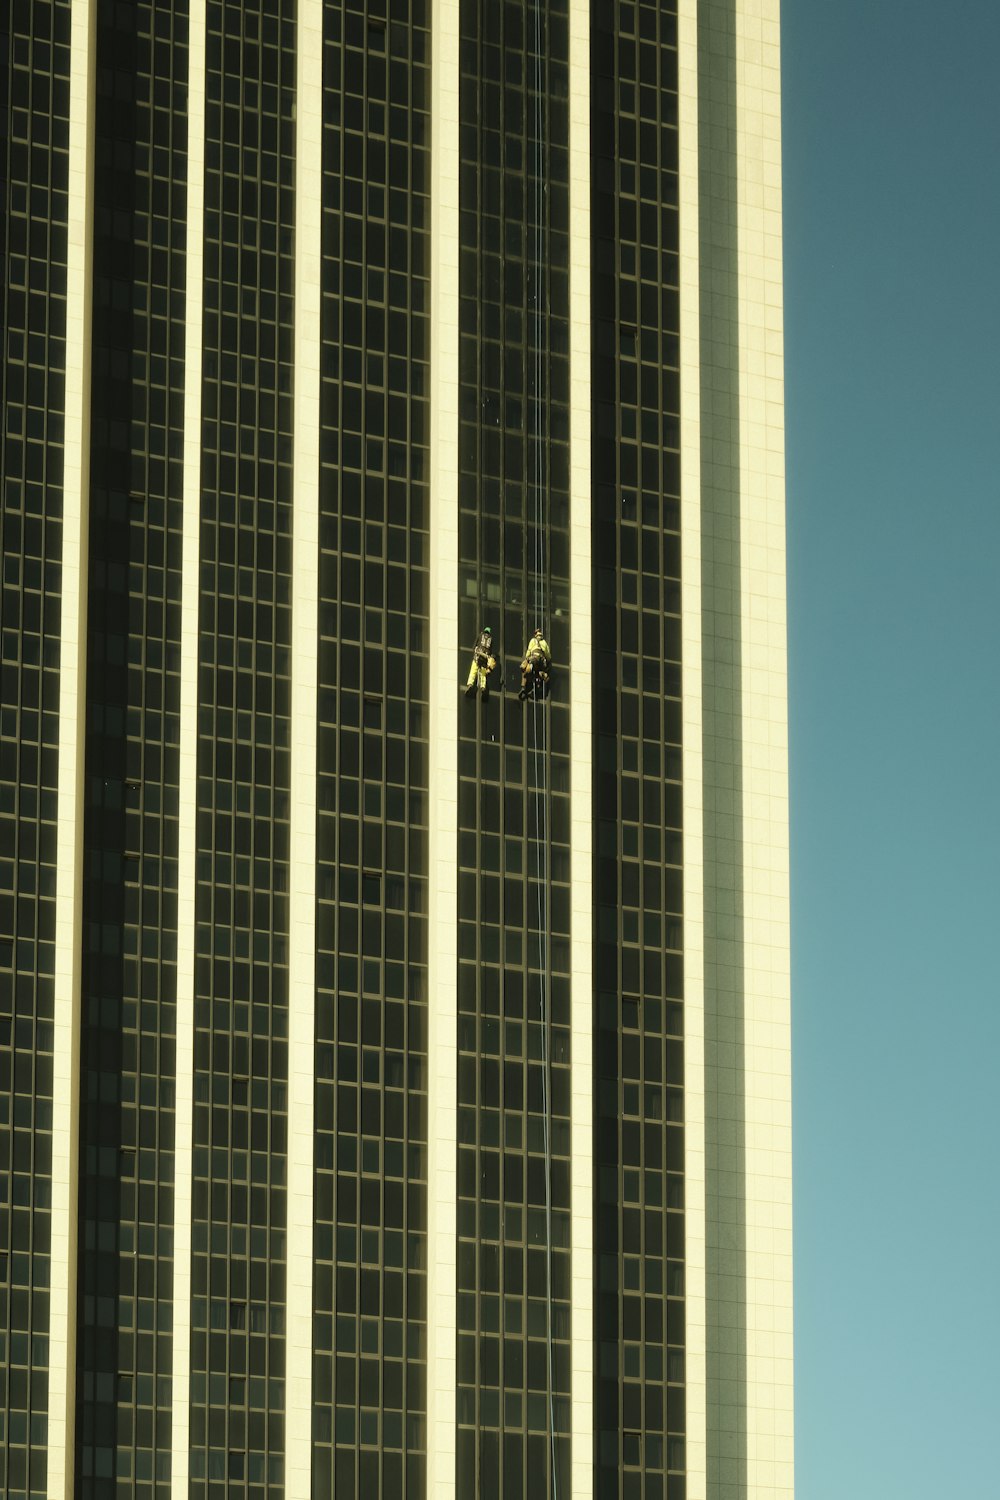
left=783, top=0, right=1000, bottom=1494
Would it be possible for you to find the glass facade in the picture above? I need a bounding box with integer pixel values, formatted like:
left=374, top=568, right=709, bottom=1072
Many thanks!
left=75, top=3, right=188, bottom=1493
left=188, top=2, right=295, bottom=1493
left=311, top=2, right=431, bottom=1495
left=591, top=4, right=686, bottom=1497
left=0, top=3, right=792, bottom=1491
left=455, top=2, right=573, bottom=1495
left=0, top=2, right=71, bottom=1494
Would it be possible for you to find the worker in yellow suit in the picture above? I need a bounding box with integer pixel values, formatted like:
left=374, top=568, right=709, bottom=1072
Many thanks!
left=518, top=628, right=551, bottom=699
left=465, top=625, right=497, bottom=699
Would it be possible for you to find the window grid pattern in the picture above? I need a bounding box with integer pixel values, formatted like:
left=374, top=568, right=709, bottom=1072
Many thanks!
left=591, top=4, right=686, bottom=1497
left=456, top=2, right=572, bottom=1495
left=311, top=4, right=431, bottom=1497
left=75, top=2, right=188, bottom=1494
left=188, top=2, right=294, bottom=1493
left=0, top=2, right=71, bottom=1494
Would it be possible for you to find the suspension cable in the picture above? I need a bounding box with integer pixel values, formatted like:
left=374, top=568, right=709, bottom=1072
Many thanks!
left=527, top=0, right=558, bottom=1493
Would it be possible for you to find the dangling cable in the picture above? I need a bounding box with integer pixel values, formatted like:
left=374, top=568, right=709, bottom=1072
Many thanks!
left=527, top=0, right=558, bottom=1493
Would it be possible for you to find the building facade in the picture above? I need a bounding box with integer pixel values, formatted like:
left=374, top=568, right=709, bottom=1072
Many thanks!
left=0, top=0, right=791, bottom=1497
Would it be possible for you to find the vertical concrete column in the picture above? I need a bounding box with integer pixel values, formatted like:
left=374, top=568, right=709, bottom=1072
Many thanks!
left=426, top=0, right=461, bottom=1492
left=170, top=0, right=207, bottom=1488
left=567, top=2, right=593, bottom=1495
left=677, top=3, right=707, bottom=1496
left=283, top=0, right=322, bottom=1488
left=47, top=0, right=96, bottom=1491
left=734, top=2, right=794, bottom=1494
left=284, top=1, right=323, bottom=1492
left=699, top=2, right=749, bottom=1491
left=48, top=0, right=95, bottom=1488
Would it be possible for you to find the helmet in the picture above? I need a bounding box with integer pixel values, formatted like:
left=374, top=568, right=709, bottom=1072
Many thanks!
left=534, top=628, right=543, bottom=637
left=483, top=625, right=492, bottom=634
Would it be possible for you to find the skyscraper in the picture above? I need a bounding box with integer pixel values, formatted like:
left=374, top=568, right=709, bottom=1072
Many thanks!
left=0, top=0, right=790, bottom=1496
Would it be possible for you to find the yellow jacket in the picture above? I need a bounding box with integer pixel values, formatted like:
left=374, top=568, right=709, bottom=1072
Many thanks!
left=525, top=635, right=550, bottom=661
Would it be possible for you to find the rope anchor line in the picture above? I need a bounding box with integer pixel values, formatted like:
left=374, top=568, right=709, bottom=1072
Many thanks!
left=526, top=3, right=558, bottom=1496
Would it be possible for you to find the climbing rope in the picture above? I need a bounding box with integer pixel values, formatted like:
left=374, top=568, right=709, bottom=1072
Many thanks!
left=526, top=2, right=559, bottom=1494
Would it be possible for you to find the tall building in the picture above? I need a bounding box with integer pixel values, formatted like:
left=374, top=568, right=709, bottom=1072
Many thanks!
left=0, top=0, right=790, bottom=1496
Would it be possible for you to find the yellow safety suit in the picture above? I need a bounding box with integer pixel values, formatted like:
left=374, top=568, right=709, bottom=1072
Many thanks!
left=519, top=635, right=551, bottom=696
left=465, top=631, right=497, bottom=696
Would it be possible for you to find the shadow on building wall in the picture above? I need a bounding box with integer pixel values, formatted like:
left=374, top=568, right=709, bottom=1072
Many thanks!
left=699, top=0, right=748, bottom=1493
